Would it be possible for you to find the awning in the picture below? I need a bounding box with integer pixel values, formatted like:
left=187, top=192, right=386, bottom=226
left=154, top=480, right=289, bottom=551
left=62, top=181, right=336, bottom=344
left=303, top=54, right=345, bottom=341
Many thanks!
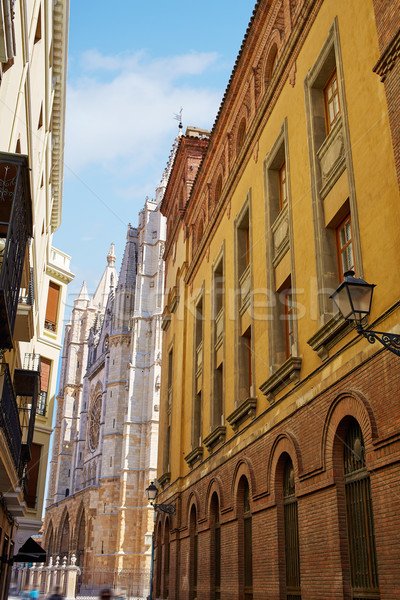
left=13, top=537, right=46, bottom=563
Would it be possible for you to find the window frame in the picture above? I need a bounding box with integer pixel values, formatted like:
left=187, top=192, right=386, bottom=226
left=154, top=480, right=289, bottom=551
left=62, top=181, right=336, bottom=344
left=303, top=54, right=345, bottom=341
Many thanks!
left=335, top=213, right=354, bottom=281
left=324, top=69, right=341, bottom=134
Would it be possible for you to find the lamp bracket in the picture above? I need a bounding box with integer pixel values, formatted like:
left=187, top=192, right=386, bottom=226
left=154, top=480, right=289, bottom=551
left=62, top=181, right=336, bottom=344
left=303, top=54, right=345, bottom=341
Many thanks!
left=356, top=325, right=400, bottom=357
left=154, top=502, right=176, bottom=515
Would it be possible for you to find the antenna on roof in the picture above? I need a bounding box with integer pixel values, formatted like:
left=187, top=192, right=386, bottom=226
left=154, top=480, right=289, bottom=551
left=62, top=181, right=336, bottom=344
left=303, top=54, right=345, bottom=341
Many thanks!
left=173, top=108, right=183, bottom=135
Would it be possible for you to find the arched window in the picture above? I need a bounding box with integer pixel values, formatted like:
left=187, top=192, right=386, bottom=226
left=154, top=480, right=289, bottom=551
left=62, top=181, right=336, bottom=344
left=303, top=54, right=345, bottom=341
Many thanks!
left=189, top=506, right=198, bottom=600
left=163, top=519, right=170, bottom=598
left=237, top=119, right=246, bottom=154
left=210, top=493, right=221, bottom=600
left=155, top=521, right=162, bottom=599
left=268, top=44, right=278, bottom=80
left=197, top=220, right=204, bottom=248
left=238, top=477, right=252, bottom=600
left=76, top=511, right=86, bottom=567
left=60, top=514, right=70, bottom=557
left=344, top=419, right=379, bottom=597
left=215, top=175, right=222, bottom=208
left=103, top=335, right=109, bottom=352
left=283, top=456, right=301, bottom=599
left=46, top=524, right=54, bottom=562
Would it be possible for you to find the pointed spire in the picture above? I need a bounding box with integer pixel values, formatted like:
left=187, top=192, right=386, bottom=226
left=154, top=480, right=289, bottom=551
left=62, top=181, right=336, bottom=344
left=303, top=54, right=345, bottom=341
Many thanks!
left=107, top=243, right=116, bottom=267
left=92, top=242, right=119, bottom=311
left=76, top=281, right=89, bottom=301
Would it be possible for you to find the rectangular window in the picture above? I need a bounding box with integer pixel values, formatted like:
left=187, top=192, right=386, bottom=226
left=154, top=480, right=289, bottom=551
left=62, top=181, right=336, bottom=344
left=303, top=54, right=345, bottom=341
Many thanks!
left=212, top=256, right=224, bottom=429
left=324, top=69, right=341, bottom=133
left=45, top=281, right=60, bottom=332
left=284, top=288, right=294, bottom=359
left=38, top=357, right=51, bottom=416
left=25, top=443, right=41, bottom=509
left=336, top=214, right=354, bottom=281
left=164, top=348, right=173, bottom=474
left=279, top=161, right=288, bottom=210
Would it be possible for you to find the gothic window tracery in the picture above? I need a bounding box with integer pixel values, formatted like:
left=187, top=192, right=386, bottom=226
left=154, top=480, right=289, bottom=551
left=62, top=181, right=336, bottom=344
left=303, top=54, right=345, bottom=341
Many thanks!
left=88, top=394, right=102, bottom=452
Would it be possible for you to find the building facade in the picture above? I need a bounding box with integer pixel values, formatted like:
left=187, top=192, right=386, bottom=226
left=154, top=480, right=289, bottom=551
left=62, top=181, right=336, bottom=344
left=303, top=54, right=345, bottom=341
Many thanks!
left=0, top=1, right=72, bottom=599
left=43, top=187, right=167, bottom=596
left=155, top=1, right=400, bottom=600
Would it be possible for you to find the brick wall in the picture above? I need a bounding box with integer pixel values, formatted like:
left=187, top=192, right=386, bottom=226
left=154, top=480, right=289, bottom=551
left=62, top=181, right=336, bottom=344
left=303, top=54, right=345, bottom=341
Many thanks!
left=153, top=351, right=400, bottom=599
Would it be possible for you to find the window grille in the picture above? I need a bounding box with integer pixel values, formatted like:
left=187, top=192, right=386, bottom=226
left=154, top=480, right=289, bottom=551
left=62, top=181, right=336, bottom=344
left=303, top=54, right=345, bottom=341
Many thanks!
left=344, top=421, right=379, bottom=600
left=284, top=457, right=301, bottom=600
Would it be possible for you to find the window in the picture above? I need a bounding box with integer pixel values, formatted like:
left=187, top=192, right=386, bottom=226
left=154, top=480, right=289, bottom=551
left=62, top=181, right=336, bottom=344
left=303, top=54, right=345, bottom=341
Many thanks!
left=268, top=44, right=278, bottom=80
left=212, top=256, right=224, bottom=429
left=59, top=514, right=70, bottom=556
left=25, top=443, right=42, bottom=508
left=284, top=288, right=294, bottom=359
left=344, top=420, right=379, bottom=598
left=44, top=281, right=60, bottom=332
left=210, top=494, right=221, bottom=600
left=215, top=175, right=223, bottom=207
left=164, top=519, right=170, bottom=598
left=34, top=6, right=42, bottom=43
left=237, top=118, right=246, bottom=154
left=163, top=348, right=173, bottom=474
left=324, top=69, right=341, bottom=133
left=192, top=295, right=203, bottom=449
left=336, top=214, right=354, bottom=280
left=279, top=161, right=288, bottom=210
left=283, top=457, right=301, bottom=599
left=190, top=507, right=198, bottom=600
left=239, top=478, right=252, bottom=600
left=38, top=357, right=51, bottom=416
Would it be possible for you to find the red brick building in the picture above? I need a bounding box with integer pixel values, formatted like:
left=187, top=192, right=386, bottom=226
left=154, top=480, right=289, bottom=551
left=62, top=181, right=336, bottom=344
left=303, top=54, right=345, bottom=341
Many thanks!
left=154, top=1, right=400, bottom=599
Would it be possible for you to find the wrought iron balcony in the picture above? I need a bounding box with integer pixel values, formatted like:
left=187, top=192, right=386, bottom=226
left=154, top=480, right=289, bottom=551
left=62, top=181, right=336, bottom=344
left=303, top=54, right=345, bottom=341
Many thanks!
left=0, top=152, right=32, bottom=354
left=0, top=362, right=22, bottom=474
left=14, top=353, right=40, bottom=467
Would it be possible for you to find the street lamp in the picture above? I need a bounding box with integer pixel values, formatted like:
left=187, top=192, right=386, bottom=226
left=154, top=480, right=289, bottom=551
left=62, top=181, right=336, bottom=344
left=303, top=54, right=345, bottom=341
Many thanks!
left=330, top=270, right=400, bottom=357
left=146, top=481, right=176, bottom=514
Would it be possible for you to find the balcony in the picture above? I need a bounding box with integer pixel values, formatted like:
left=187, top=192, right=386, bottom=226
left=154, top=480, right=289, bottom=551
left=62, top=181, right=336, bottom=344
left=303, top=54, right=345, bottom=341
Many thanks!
left=0, top=153, right=32, bottom=354
left=14, top=353, right=40, bottom=465
left=0, top=363, right=22, bottom=475
left=14, top=268, right=35, bottom=342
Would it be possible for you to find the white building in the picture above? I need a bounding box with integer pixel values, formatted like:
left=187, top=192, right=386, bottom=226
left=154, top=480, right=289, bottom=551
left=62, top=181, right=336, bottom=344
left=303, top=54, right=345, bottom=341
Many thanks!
left=44, top=184, right=167, bottom=596
left=0, top=2, right=72, bottom=597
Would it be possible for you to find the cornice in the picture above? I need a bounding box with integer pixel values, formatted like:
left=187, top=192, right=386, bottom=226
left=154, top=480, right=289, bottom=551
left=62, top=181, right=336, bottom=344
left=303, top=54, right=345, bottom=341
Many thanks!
left=50, top=0, right=69, bottom=232
left=184, top=0, right=321, bottom=285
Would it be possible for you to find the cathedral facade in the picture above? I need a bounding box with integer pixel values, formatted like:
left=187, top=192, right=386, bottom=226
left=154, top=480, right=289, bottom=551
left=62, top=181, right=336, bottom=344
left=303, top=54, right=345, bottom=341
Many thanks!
left=43, top=190, right=166, bottom=596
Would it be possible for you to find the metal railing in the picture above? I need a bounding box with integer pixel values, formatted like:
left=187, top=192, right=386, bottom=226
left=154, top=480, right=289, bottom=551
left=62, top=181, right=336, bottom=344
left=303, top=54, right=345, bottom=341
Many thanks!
left=0, top=155, right=31, bottom=352
left=0, top=363, right=22, bottom=473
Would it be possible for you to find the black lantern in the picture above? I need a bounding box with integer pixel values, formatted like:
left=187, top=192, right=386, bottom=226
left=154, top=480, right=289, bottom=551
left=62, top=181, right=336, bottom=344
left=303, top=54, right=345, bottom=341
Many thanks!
left=330, top=270, right=400, bottom=357
left=146, top=481, right=158, bottom=505
left=330, top=270, right=375, bottom=324
left=145, top=481, right=176, bottom=514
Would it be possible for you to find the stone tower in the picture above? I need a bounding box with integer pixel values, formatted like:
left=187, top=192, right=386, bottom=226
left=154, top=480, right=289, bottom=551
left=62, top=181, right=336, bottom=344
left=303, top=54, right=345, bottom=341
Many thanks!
left=44, top=200, right=166, bottom=595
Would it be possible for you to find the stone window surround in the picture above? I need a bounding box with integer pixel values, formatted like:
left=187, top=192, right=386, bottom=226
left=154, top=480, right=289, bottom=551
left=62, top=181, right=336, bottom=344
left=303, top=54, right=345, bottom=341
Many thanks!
left=189, top=284, right=205, bottom=463
left=207, top=242, right=226, bottom=450
left=303, top=18, right=363, bottom=337
left=231, top=191, right=257, bottom=426
left=162, top=339, right=174, bottom=477
left=263, top=119, right=300, bottom=387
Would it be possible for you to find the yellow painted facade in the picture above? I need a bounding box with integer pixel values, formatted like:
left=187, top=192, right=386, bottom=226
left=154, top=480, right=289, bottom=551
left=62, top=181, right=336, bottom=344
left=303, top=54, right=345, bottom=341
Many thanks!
left=156, top=1, right=400, bottom=598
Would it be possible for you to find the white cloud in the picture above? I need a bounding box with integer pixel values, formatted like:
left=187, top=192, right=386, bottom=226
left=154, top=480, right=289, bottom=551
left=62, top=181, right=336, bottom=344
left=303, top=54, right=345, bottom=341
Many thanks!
left=64, top=49, right=222, bottom=176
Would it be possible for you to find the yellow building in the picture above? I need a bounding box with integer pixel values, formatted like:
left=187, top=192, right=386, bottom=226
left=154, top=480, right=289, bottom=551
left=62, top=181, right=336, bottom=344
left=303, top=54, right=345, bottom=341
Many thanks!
left=155, top=1, right=400, bottom=599
left=0, top=1, right=72, bottom=597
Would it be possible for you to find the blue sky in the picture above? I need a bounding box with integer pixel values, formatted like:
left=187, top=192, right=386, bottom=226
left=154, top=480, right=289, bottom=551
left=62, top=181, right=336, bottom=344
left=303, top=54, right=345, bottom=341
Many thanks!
left=53, top=0, right=256, bottom=317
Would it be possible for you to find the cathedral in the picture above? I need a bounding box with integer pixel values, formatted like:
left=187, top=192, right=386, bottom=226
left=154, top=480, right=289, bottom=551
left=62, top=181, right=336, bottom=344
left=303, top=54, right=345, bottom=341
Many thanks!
left=43, top=172, right=168, bottom=596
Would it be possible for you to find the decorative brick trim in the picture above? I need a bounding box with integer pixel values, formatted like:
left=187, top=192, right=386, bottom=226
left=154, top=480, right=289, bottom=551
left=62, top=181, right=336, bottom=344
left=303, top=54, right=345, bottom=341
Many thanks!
left=373, top=28, right=400, bottom=82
